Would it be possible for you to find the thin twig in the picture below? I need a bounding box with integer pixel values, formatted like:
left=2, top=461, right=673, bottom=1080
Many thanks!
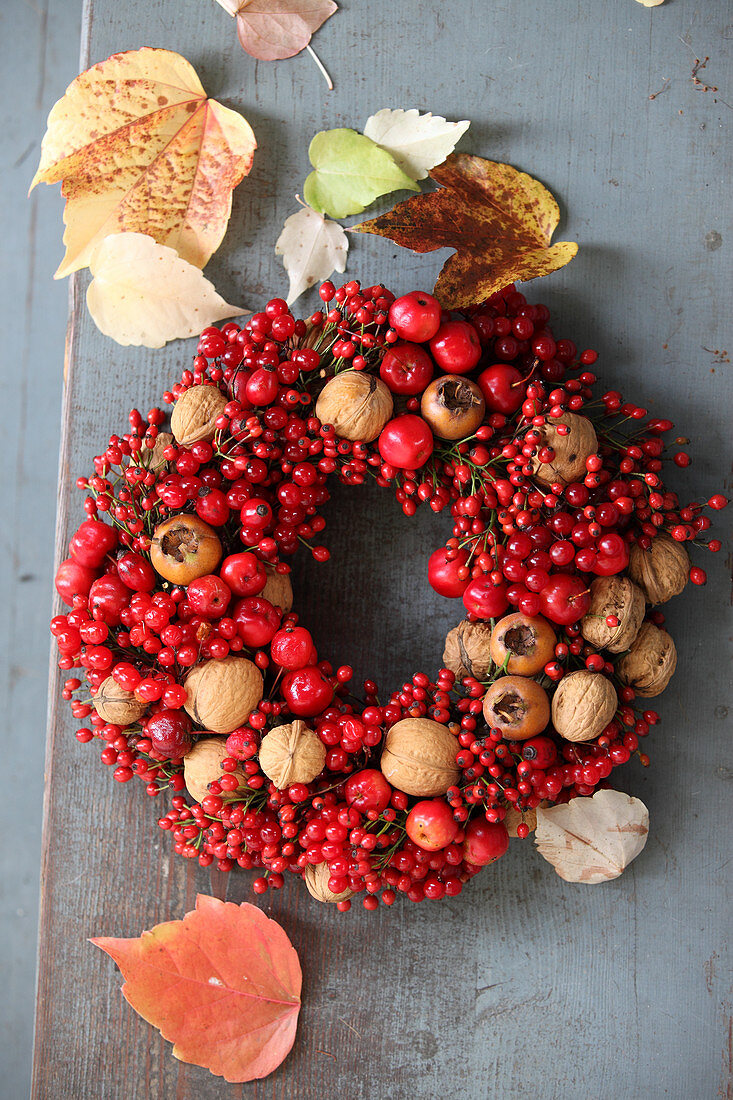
left=306, top=44, right=333, bottom=90
left=648, top=78, right=670, bottom=100
left=691, top=56, right=718, bottom=93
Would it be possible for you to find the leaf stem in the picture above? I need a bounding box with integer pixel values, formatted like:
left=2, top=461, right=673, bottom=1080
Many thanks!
left=306, top=45, right=333, bottom=91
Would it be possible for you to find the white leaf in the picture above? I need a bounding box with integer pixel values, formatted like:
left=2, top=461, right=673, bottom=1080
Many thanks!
left=535, top=789, right=649, bottom=884
left=275, top=205, right=348, bottom=305
left=362, top=108, right=470, bottom=181
left=86, top=233, right=246, bottom=348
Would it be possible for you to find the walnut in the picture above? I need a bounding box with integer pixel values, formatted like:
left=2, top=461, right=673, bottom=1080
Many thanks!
left=615, top=621, right=677, bottom=697
left=581, top=575, right=645, bottom=653
left=140, top=430, right=173, bottom=470
left=183, top=736, right=247, bottom=803
left=380, top=717, right=459, bottom=796
left=628, top=532, right=689, bottom=605
left=303, top=862, right=355, bottom=904
left=551, top=670, right=618, bottom=743
left=184, top=656, right=263, bottom=733
left=170, top=384, right=228, bottom=445
left=443, top=619, right=493, bottom=681
left=315, top=370, right=393, bottom=442
left=92, top=675, right=148, bottom=726
left=260, top=564, right=293, bottom=612
left=258, top=720, right=326, bottom=789
left=529, top=413, right=598, bottom=488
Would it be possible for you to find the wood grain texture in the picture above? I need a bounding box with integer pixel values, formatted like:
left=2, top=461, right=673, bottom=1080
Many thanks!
left=33, top=1, right=732, bottom=1098
left=0, top=2, right=82, bottom=1096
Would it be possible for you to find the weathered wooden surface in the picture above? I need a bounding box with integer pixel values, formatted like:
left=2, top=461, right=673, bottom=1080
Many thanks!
left=33, top=1, right=732, bottom=1097
left=0, top=2, right=82, bottom=1097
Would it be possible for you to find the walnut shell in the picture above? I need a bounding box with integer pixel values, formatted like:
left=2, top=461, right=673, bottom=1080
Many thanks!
left=183, top=736, right=247, bottom=803
left=581, top=576, right=646, bottom=653
left=184, top=656, right=263, bottom=733
left=315, top=370, right=393, bottom=442
left=380, top=717, right=459, bottom=796
left=171, top=384, right=228, bottom=445
left=529, top=413, right=598, bottom=488
left=443, top=619, right=494, bottom=681
left=303, top=862, right=355, bottom=903
left=260, top=565, right=293, bottom=612
left=615, top=621, right=677, bottom=697
left=628, top=532, right=689, bottom=605
left=140, top=431, right=173, bottom=470
left=258, top=720, right=326, bottom=789
left=551, top=670, right=618, bottom=743
left=92, top=676, right=149, bottom=726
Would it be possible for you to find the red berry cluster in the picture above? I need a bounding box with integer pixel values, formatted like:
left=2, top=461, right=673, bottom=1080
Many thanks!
left=51, top=280, right=727, bottom=912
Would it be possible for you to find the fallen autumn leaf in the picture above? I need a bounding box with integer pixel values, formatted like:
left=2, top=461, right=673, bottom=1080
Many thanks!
left=86, top=233, right=245, bottom=348
left=275, top=204, right=348, bottom=304
left=352, top=153, right=577, bottom=309
left=535, top=789, right=649, bottom=883
left=31, top=47, right=256, bottom=278
left=215, top=0, right=338, bottom=60
left=303, top=128, right=419, bottom=219
left=363, top=108, right=470, bottom=181
left=91, top=894, right=301, bottom=1083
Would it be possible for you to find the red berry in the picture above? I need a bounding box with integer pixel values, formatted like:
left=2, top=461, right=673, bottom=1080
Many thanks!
left=378, top=414, right=434, bottom=469
left=233, top=596, right=281, bottom=646
left=281, top=666, right=334, bottom=717
left=539, top=575, right=591, bottom=625
left=69, top=519, right=118, bottom=569
left=344, top=769, right=392, bottom=813
left=145, top=710, right=193, bottom=759
left=463, top=818, right=509, bottom=866
left=270, top=626, right=316, bottom=670
left=405, top=799, right=459, bottom=850
left=388, top=291, right=442, bottom=342
left=219, top=552, right=266, bottom=597
left=379, top=342, right=434, bottom=394
left=429, top=320, right=481, bottom=374
left=462, top=576, right=509, bottom=619
left=187, top=574, right=232, bottom=619
left=55, top=558, right=98, bottom=606
left=428, top=547, right=470, bottom=598
left=116, top=551, right=156, bottom=593
left=477, top=363, right=526, bottom=415
left=88, top=575, right=131, bottom=625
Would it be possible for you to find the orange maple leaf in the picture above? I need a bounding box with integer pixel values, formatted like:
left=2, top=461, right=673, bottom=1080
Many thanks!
left=91, top=895, right=301, bottom=1083
left=31, top=48, right=256, bottom=278
left=353, top=153, right=578, bottom=309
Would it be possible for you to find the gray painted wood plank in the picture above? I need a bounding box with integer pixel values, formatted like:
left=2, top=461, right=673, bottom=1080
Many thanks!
left=0, top=3, right=82, bottom=1097
left=32, top=1, right=732, bottom=1097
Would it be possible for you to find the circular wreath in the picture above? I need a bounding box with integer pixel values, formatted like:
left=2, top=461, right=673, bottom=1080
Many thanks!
left=51, top=279, right=727, bottom=910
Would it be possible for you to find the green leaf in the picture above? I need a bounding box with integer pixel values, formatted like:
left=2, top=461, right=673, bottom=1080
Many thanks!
left=303, top=128, right=418, bottom=219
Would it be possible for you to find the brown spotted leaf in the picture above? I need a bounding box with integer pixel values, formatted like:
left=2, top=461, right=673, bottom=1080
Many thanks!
left=31, top=48, right=256, bottom=278
left=352, top=153, right=577, bottom=309
left=535, top=789, right=649, bottom=884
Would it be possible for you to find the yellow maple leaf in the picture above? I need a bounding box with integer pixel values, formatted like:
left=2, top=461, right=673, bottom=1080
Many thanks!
left=31, top=47, right=256, bottom=278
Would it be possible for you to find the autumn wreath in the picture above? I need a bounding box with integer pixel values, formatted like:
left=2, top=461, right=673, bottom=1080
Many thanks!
left=51, top=277, right=727, bottom=909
